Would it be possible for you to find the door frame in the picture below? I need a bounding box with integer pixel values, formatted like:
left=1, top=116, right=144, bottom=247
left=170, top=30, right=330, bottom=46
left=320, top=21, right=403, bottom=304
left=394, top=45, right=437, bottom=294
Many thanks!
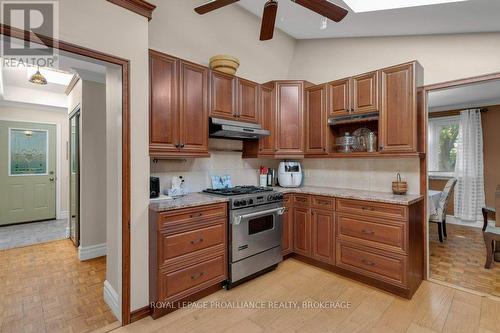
left=0, top=118, right=62, bottom=222
left=0, top=24, right=133, bottom=324
left=421, top=71, right=500, bottom=280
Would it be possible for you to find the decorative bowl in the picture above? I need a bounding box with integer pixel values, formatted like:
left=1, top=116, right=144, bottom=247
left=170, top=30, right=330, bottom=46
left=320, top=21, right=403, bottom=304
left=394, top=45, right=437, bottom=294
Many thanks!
left=209, top=55, right=240, bottom=75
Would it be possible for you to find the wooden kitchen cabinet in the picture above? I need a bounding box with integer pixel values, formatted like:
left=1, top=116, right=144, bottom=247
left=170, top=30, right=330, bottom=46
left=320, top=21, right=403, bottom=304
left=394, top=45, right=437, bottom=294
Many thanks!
left=311, top=209, right=335, bottom=264
left=327, top=71, right=379, bottom=118
left=305, top=84, right=328, bottom=156
left=149, top=50, right=179, bottom=154
left=276, top=81, right=306, bottom=155
left=210, top=72, right=260, bottom=123
left=237, top=78, right=260, bottom=123
left=293, top=207, right=311, bottom=256
left=149, top=50, right=210, bottom=158
left=257, top=85, right=276, bottom=155
left=149, top=202, right=228, bottom=319
left=210, top=71, right=236, bottom=120
left=380, top=62, right=422, bottom=153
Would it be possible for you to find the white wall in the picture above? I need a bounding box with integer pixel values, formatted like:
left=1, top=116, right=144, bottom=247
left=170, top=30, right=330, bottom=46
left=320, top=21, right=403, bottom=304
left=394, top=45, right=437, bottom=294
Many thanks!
left=148, top=0, right=296, bottom=83
left=0, top=104, right=70, bottom=217
left=55, top=0, right=150, bottom=316
left=288, top=32, right=500, bottom=85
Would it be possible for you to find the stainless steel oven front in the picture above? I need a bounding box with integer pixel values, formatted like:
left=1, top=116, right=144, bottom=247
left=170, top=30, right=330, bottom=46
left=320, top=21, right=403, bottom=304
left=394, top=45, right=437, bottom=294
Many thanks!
left=229, top=202, right=284, bottom=284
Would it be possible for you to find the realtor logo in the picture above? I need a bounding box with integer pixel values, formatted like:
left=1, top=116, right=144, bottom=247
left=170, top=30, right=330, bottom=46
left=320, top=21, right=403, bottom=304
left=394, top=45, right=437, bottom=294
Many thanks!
left=1, top=1, right=59, bottom=68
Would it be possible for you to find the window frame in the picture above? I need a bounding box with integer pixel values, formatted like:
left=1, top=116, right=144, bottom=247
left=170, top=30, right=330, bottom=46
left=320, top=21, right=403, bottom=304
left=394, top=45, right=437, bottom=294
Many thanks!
left=428, top=115, right=460, bottom=178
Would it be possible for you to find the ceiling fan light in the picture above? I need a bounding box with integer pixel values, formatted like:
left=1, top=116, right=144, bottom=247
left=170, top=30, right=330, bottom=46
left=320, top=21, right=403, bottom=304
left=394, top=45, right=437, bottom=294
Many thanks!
left=320, top=17, right=328, bottom=30
left=29, top=69, right=48, bottom=85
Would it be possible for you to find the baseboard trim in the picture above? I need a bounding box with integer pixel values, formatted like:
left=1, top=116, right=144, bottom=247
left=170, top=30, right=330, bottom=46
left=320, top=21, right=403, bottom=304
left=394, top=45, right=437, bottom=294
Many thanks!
left=130, top=306, right=152, bottom=323
left=104, top=280, right=121, bottom=322
left=78, top=243, right=106, bottom=261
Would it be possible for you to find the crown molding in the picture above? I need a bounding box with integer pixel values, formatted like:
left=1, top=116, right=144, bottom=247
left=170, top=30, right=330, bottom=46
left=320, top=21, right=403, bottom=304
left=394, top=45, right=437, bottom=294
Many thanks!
left=106, top=0, right=156, bottom=20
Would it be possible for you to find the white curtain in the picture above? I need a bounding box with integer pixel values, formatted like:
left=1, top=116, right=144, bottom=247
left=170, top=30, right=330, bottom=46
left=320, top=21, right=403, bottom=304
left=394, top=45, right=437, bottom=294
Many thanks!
left=454, top=109, right=485, bottom=222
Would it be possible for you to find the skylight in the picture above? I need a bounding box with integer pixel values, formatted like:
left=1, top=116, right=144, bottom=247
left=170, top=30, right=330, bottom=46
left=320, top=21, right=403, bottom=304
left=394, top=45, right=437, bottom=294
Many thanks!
left=342, top=0, right=468, bottom=13
left=26, top=67, right=73, bottom=86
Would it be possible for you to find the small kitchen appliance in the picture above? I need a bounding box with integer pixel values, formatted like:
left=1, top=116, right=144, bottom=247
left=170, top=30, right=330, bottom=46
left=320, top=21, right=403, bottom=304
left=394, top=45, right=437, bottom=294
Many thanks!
left=278, top=161, right=302, bottom=188
left=150, top=177, right=160, bottom=199
left=202, top=186, right=284, bottom=288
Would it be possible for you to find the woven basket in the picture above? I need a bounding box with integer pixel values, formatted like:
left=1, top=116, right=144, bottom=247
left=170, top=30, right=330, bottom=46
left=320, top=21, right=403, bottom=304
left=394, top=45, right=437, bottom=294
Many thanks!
left=209, top=55, right=240, bottom=75
left=392, top=173, right=408, bottom=195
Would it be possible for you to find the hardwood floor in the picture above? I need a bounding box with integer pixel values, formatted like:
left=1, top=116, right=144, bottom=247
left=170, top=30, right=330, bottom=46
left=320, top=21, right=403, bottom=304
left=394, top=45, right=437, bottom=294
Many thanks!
left=429, top=223, right=500, bottom=297
left=113, top=258, right=500, bottom=333
left=0, top=239, right=117, bottom=333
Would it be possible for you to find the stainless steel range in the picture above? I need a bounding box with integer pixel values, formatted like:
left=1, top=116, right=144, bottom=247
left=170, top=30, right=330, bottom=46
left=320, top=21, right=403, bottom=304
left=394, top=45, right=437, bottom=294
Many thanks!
left=203, top=186, right=284, bottom=288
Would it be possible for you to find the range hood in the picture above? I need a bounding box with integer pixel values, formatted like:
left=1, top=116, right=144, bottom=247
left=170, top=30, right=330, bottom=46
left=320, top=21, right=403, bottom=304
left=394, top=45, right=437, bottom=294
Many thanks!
left=328, top=112, right=379, bottom=126
left=209, top=117, right=270, bottom=140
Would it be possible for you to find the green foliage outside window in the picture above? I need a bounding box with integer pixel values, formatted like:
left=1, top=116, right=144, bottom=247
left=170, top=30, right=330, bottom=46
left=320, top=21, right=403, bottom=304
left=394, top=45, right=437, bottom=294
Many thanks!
left=438, top=124, right=459, bottom=172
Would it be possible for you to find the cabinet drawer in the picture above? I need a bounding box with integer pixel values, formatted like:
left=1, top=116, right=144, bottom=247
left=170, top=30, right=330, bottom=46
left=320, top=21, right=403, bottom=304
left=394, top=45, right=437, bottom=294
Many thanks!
left=337, top=241, right=407, bottom=287
left=311, top=195, right=335, bottom=210
left=336, top=199, right=407, bottom=221
left=159, top=203, right=227, bottom=228
left=160, top=255, right=225, bottom=300
left=293, top=194, right=311, bottom=207
left=283, top=194, right=293, bottom=206
left=162, top=223, right=224, bottom=260
left=337, top=214, right=406, bottom=253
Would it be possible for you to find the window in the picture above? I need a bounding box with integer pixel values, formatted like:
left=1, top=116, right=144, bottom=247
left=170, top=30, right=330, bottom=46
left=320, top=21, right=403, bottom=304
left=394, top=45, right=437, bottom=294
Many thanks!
left=428, top=116, right=460, bottom=176
left=9, top=128, right=49, bottom=176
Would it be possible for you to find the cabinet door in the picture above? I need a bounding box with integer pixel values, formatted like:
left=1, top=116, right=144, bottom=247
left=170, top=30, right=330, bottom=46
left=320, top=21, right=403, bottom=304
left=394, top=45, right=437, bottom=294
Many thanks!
left=305, top=85, right=327, bottom=155
left=276, top=82, right=304, bottom=155
left=149, top=51, right=179, bottom=154
left=179, top=61, right=209, bottom=156
left=380, top=63, right=416, bottom=153
left=282, top=199, right=293, bottom=256
left=311, top=209, right=334, bottom=264
left=293, top=207, right=311, bottom=256
left=210, top=71, right=236, bottom=120
left=353, top=71, right=379, bottom=114
left=259, top=85, right=276, bottom=155
left=327, top=78, right=350, bottom=117
left=237, top=78, right=259, bottom=123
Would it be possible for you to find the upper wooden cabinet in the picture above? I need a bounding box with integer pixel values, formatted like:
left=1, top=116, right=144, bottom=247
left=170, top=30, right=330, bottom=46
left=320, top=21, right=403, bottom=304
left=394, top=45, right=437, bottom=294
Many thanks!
left=328, top=71, right=380, bottom=118
left=305, top=85, right=328, bottom=155
left=258, top=85, right=276, bottom=155
left=149, top=50, right=209, bottom=158
left=210, top=72, right=260, bottom=124
left=380, top=62, right=423, bottom=153
left=210, top=71, right=236, bottom=120
left=237, top=78, right=260, bottom=123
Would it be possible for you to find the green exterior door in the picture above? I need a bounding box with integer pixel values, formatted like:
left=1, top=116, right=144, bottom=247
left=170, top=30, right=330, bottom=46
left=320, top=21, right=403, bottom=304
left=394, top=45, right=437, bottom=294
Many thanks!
left=0, top=121, right=57, bottom=225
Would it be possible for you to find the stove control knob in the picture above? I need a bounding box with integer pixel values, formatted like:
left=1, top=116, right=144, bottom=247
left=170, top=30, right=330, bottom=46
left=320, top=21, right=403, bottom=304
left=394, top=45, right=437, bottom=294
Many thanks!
left=240, top=199, right=247, bottom=206
left=276, top=193, right=283, bottom=200
left=267, top=194, right=275, bottom=201
left=234, top=200, right=241, bottom=207
left=248, top=199, right=254, bottom=205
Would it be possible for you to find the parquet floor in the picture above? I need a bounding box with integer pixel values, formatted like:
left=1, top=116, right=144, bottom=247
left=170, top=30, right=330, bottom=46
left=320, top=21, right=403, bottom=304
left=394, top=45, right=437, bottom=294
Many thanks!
left=113, top=258, right=500, bottom=333
left=0, top=239, right=117, bottom=333
left=429, top=223, right=500, bottom=297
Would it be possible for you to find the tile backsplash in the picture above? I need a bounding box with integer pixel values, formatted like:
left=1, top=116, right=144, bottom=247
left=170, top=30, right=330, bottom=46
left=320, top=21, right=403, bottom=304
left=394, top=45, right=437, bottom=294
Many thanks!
left=151, top=139, right=420, bottom=195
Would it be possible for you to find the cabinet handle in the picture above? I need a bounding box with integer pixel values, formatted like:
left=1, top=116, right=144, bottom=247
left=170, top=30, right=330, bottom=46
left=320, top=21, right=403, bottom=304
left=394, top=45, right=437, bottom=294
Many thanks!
left=361, top=259, right=375, bottom=266
left=191, top=272, right=205, bottom=280
left=379, top=145, right=384, bottom=151
left=175, top=144, right=181, bottom=149
left=180, top=144, right=185, bottom=148
left=317, top=200, right=330, bottom=205
left=361, top=206, right=375, bottom=211
left=190, top=238, right=204, bottom=245
left=361, top=229, right=375, bottom=235
left=296, top=197, right=307, bottom=202
left=189, top=212, right=203, bottom=218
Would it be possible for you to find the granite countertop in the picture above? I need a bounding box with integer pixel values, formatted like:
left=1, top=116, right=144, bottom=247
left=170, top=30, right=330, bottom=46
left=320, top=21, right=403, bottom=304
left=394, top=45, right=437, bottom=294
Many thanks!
left=274, top=186, right=423, bottom=206
left=149, top=193, right=228, bottom=212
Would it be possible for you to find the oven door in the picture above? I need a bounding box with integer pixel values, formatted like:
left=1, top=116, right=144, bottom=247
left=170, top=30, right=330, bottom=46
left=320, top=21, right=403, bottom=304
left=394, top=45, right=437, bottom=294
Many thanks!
left=231, top=203, right=284, bottom=262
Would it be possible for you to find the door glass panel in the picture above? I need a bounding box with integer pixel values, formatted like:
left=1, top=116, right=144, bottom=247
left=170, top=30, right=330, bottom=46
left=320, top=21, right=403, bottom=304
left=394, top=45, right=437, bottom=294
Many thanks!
left=9, top=128, right=48, bottom=175
left=248, top=215, right=274, bottom=235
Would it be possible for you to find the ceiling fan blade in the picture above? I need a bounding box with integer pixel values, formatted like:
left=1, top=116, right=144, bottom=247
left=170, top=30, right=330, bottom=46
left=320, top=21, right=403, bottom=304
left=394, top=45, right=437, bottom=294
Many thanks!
left=195, top=0, right=240, bottom=15
left=292, top=0, right=348, bottom=22
left=260, top=0, right=278, bottom=41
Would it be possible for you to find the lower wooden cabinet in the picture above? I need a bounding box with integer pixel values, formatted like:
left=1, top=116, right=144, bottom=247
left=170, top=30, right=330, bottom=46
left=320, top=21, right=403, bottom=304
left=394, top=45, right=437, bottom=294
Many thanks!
left=282, top=194, right=294, bottom=255
left=149, top=203, right=228, bottom=318
left=293, top=207, right=311, bottom=256
left=311, top=209, right=335, bottom=264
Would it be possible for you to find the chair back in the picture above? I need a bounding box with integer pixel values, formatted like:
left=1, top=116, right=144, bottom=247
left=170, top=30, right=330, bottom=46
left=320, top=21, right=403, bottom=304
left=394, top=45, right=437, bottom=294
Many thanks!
left=436, top=178, right=457, bottom=222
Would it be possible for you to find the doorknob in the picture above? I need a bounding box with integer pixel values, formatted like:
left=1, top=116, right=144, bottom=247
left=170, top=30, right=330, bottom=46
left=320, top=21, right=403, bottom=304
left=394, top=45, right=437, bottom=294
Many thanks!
left=49, top=177, right=55, bottom=182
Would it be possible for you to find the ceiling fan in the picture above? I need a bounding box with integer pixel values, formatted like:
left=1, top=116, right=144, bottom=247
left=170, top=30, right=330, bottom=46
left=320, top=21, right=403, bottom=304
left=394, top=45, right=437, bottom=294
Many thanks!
left=195, top=0, right=348, bottom=41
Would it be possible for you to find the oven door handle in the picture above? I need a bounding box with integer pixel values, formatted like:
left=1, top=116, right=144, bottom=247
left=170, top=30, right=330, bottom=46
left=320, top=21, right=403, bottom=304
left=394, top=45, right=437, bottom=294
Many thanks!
left=233, top=207, right=285, bottom=225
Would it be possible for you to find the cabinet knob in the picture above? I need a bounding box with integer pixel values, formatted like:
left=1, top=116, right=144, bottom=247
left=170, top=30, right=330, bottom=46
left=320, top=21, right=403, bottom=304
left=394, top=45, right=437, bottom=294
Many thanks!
left=175, top=144, right=180, bottom=149
left=180, top=144, right=185, bottom=148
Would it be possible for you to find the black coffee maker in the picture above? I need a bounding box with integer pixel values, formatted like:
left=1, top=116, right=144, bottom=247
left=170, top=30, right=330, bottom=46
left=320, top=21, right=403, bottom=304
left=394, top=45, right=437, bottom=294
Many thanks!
left=150, top=177, right=160, bottom=198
